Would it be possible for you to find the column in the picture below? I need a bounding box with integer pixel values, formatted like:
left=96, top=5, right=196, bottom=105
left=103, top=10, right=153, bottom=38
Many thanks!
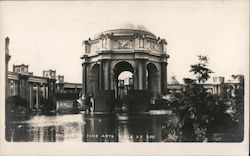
left=161, top=62, right=167, bottom=95
left=52, top=81, right=56, bottom=104
left=103, top=60, right=111, bottom=90
left=135, top=37, right=140, bottom=49
left=36, top=85, right=39, bottom=110
left=107, top=61, right=111, bottom=90
left=43, top=84, right=46, bottom=98
left=82, top=63, right=88, bottom=95
left=29, top=83, right=33, bottom=109
left=5, top=37, right=11, bottom=100
left=99, top=61, right=103, bottom=90
left=141, top=60, right=147, bottom=90
left=20, top=79, right=25, bottom=99
left=25, top=79, right=30, bottom=103
left=12, top=81, right=15, bottom=96
left=137, top=60, right=146, bottom=90
left=133, top=61, right=139, bottom=90
left=17, top=80, right=20, bottom=96
left=133, top=33, right=141, bottom=49
left=13, top=81, right=17, bottom=96
left=7, top=80, right=11, bottom=97
left=45, top=85, right=48, bottom=98
left=138, top=61, right=143, bottom=90
left=106, top=33, right=112, bottom=50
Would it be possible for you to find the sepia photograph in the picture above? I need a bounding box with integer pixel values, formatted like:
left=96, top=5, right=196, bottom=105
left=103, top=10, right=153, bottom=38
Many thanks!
left=0, top=0, right=249, bottom=156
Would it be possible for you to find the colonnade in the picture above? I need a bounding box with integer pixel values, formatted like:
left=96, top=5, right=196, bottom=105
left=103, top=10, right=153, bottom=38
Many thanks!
left=7, top=75, right=56, bottom=110
left=82, top=59, right=167, bottom=98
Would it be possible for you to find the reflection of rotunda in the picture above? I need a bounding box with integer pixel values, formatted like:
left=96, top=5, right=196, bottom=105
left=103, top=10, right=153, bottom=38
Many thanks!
left=81, top=22, right=169, bottom=112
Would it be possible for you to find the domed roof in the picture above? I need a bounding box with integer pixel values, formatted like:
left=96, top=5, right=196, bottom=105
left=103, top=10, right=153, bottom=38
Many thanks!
left=168, top=76, right=180, bottom=85
left=103, top=21, right=151, bottom=32
left=93, top=21, right=155, bottom=39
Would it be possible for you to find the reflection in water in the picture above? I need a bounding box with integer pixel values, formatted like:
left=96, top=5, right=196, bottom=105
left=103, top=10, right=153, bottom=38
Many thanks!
left=6, top=113, right=173, bottom=142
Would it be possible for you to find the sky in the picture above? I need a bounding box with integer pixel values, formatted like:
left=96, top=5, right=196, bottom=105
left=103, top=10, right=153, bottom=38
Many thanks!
left=0, top=1, right=249, bottom=83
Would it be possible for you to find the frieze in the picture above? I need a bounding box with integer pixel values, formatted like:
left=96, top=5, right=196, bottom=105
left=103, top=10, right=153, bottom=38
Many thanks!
left=113, top=40, right=133, bottom=49
left=145, top=41, right=162, bottom=52
left=90, top=42, right=101, bottom=53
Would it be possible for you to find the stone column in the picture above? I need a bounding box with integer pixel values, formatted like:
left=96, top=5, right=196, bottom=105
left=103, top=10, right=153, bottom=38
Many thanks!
left=138, top=61, right=142, bottom=90
left=134, top=33, right=143, bottom=50
left=12, top=81, right=16, bottom=96
left=103, top=60, right=111, bottom=90
left=138, top=60, right=143, bottom=90
left=19, top=75, right=29, bottom=100
left=29, top=83, right=33, bottom=109
left=43, top=84, right=46, bottom=99
left=82, top=62, right=88, bottom=95
left=36, top=85, right=40, bottom=110
left=99, top=61, right=103, bottom=90
left=111, top=69, right=115, bottom=91
left=134, top=37, right=140, bottom=49
left=142, top=60, right=147, bottom=90
left=106, top=33, right=113, bottom=50
left=15, top=81, right=18, bottom=96
left=52, top=81, right=56, bottom=104
left=17, top=80, right=20, bottom=97
left=160, top=62, right=167, bottom=95
left=25, top=79, right=30, bottom=105
left=45, top=85, right=49, bottom=98
left=157, top=67, right=162, bottom=96
left=5, top=37, right=11, bottom=99
left=6, top=80, right=10, bottom=97
left=137, top=60, right=146, bottom=90
left=133, top=61, right=139, bottom=90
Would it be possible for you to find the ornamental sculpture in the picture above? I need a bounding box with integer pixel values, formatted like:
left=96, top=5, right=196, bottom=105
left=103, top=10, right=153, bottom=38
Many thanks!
left=113, top=40, right=133, bottom=49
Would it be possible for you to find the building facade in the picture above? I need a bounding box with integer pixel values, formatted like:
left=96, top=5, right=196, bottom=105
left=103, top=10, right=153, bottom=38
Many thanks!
left=7, top=65, right=56, bottom=110
left=7, top=65, right=83, bottom=111
left=167, top=76, right=240, bottom=97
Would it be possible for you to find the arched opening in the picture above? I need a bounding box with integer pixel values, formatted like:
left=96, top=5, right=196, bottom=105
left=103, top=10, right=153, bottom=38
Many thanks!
left=113, top=61, right=134, bottom=99
left=147, top=63, right=158, bottom=98
left=88, top=64, right=100, bottom=96
left=118, top=71, right=133, bottom=99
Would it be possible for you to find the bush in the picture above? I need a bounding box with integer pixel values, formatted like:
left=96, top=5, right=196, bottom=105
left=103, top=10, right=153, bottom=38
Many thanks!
left=41, top=98, right=56, bottom=113
left=6, top=96, right=28, bottom=111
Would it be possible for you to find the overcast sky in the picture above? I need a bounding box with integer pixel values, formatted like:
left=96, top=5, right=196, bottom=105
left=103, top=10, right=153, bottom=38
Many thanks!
left=0, top=1, right=249, bottom=83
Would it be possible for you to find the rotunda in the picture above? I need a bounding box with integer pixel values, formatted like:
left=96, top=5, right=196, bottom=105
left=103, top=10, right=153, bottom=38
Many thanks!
left=81, top=22, right=169, bottom=112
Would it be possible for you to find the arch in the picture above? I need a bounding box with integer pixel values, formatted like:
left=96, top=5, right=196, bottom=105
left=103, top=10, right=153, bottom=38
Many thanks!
left=113, top=61, right=134, bottom=80
left=112, top=61, right=134, bottom=98
left=147, top=63, right=159, bottom=97
left=89, top=62, right=100, bottom=71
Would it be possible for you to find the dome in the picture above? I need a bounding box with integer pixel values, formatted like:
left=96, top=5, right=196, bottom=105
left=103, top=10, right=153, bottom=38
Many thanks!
left=103, top=21, right=151, bottom=32
left=93, top=21, right=156, bottom=39
left=168, top=76, right=179, bottom=85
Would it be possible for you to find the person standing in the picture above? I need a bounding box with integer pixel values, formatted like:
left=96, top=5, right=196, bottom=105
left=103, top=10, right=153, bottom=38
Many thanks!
left=90, top=96, right=94, bottom=114
left=85, top=96, right=91, bottom=114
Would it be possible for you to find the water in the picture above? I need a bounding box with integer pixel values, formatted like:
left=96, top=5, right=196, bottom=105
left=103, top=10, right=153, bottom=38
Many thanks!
left=6, top=113, right=177, bottom=142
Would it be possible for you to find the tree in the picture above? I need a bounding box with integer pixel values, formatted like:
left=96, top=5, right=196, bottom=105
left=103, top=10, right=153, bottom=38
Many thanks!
left=168, top=55, right=231, bottom=142
left=230, top=74, right=244, bottom=140
left=190, top=55, right=213, bottom=83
